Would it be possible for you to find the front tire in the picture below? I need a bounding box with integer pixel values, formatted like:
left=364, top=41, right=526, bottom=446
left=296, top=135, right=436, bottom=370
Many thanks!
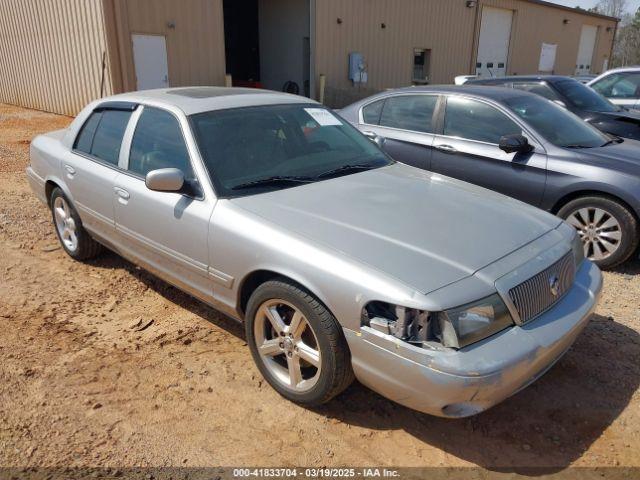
left=245, top=280, right=354, bottom=406
left=50, top=187, right=102, bottom=261
left=558, top=196, right=638, bottom=269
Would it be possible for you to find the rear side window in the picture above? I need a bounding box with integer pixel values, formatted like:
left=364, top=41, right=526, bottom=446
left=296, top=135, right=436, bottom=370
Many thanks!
left=378, top=95, right=438, bottom=133
left=74, top=109, right=132, bottom=165
left=444, top=97, right=520, bottom=144
left=128, top=107, right=194, bottom=178
left=362, top=100, right=384, bottom=124
left=512, top=82, right=560, bottom=101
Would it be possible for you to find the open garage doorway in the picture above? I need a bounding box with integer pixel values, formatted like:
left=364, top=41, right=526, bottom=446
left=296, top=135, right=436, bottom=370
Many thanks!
left=223, top=0, right=312, bottom=98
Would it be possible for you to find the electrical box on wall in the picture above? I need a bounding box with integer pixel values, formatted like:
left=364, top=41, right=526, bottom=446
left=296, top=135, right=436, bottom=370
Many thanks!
left=348, top=52, right=367, bottom=83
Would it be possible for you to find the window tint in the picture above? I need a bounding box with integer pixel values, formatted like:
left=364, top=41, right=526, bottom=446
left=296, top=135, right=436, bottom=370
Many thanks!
left=444, top=97, right=520, bottom=144
left=378, top=95, right=438, bottom=133
left=128, top=107, right=194, bottom=178
left=555, top=79, right=618, bottom=112
left=505, top=95, right=607, bottom=148
left=512, top=82, right=560, bottom=101
left=362, top=100, right=384, bottom=125
left=591, top=72, right=640, bottom=99
left=74, top=112, right=102, bottom=154
left=89, top=110, right=132, bottom=165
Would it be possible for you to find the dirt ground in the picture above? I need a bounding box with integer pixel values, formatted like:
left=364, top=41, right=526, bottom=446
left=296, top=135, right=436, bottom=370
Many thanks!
left=1, top=103, right=640, bottom=474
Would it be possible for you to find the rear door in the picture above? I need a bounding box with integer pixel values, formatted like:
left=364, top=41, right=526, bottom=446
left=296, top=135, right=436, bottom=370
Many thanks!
left=112, top=105, right=215, bottom=300
left=430, top=95, right=547, bottom=206
left=65, top=104, right=135, bottom=242
left=358, top=94, right=439, bottom=170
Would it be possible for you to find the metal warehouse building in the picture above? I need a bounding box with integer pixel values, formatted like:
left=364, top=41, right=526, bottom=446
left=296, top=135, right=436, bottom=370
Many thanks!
left=0, top=0, right=618, bottom=115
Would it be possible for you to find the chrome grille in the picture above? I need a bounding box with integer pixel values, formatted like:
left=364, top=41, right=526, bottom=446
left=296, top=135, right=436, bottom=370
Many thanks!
left=509, top=252, right=575, bottom=324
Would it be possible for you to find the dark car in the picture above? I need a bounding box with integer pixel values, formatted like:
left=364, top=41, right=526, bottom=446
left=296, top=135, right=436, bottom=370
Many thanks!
left=339, top=85, right=640, bottom=269
left=465, top=75, right=640, bottom=141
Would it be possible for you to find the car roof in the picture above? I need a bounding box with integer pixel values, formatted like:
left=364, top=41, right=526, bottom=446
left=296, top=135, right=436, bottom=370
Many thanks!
left=104, top=87, right=316, bottom=115
left=363, top=84, right=539, bottom=102
left=467, top=75, right=575, bottom=84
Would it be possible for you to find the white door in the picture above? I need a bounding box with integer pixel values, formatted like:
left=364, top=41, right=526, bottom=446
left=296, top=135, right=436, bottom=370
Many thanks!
left=131, top=34, right=169, bottom=90
left=575, top=25, right=597, bottom=75
left=476, top=7, right=513, bottom=78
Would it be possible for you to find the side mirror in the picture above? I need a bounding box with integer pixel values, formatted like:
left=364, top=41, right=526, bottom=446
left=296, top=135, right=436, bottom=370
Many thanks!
left=362, top=130, right=386, bottom=148
left=145, top=168, right=185, bottom=192
left=499, top=134, right=533, bottom=154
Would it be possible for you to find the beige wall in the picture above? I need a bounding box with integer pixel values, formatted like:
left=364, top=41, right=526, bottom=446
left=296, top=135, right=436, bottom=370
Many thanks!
left=106, top=0, right=227, bottom=93
left=480, top=0, right=617, bottom=77
left=0, top=0, right=113, bottom=116
left=314, top=0, right=617, bottom=107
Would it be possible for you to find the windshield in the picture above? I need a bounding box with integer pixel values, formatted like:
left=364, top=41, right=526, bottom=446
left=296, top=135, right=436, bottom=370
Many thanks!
left=554, top=79, right=619, bottom=112
left=190, top=104, right=390, bottom=197
left=504, top=95, right=610, bottom=148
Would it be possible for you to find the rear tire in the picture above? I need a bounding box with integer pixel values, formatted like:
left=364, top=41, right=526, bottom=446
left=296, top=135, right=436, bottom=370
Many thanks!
left=50, top=187, right=102, bottom=261
left=245, top=280, right=354, bottom=406
left=558, top=196, right=638, bottom=269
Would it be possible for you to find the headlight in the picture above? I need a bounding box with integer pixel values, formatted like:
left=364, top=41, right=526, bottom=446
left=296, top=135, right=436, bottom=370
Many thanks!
left=572, top=230, right=585, bottom=267
left=435, top=294, right=514, bottom=349
left=362, top=294, right=514, bottom=349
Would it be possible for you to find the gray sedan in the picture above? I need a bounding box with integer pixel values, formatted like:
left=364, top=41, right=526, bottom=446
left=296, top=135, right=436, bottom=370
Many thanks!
left=27, top=87, right=601, bottom=418
left=340, top=86, right=640, bottom=269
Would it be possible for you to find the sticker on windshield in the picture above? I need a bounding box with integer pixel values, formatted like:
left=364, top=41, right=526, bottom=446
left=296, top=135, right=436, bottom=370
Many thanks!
left=304, top=108, right=343, bottom=126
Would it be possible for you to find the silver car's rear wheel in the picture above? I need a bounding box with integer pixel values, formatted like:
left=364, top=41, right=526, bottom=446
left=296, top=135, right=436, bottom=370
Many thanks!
left=245, top=280, right=354, bottom=406
left=254, top=299, right=321, bottom=393
left=566, top=207, right=622, bottom=261
left=53, top=196, right=78, bottom=252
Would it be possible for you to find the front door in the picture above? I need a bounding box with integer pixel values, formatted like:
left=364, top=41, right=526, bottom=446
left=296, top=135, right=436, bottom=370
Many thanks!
left=113, top=105, right=215, bottom=301
left=132, top=34, right=169, bottom=90
left=430, top=95, right=547, bottom=207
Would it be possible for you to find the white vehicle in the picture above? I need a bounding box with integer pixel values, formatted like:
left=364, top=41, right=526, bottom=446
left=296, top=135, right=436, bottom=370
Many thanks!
left=588, top=67, right=640, bottom=110
left=454, top=75, right=478, bottom=85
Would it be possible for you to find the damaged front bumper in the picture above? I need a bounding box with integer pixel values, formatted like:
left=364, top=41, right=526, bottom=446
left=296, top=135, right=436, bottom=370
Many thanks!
left=344, top=260, right=603, bottom=418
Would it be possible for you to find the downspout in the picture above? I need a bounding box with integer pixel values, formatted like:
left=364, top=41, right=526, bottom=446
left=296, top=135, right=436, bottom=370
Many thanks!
left=469, top=1, right=482, bottom=74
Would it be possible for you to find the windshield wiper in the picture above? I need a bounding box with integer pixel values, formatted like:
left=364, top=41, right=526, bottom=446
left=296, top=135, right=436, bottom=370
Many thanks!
left=231, top=175, right=314, bottom=190
left=315, top=163, right=378, bottom=180
left=564, top=144, right=593, bottom=149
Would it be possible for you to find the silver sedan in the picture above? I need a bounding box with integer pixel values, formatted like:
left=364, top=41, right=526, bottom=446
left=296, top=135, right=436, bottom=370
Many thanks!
left=26, top=87, right=602, bottom=417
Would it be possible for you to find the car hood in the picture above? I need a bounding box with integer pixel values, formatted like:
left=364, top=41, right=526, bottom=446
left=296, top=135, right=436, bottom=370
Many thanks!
left=573, top=138, right=640, bottom=176
left=587, top=108, right=640, bottom=124
left=230, top=164, right=561, bottom=294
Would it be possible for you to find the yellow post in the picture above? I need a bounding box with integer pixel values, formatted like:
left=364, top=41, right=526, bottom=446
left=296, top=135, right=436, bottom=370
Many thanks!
left=319, top=74, right=326, bottom=105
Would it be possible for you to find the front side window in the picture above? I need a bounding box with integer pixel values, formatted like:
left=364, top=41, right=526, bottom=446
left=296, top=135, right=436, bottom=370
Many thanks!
left=128, top=107, right=194, bottom=179
left=443, top=97, right=520, bottom=144
left=74, top=109, right=132, bottom=165
left=190, top=104, right=390, bottom=197
left=554, top=79, right=618, bottom=112
left=591, top=72, right=640, bottom=99
left=512, top=82, right=561, bottom=101
left=378, top=95, right=438, bottom=133
left=505, top=95, right=609, bottom=148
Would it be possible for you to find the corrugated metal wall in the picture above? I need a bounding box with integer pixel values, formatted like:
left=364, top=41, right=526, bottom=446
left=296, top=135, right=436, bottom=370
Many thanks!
left=108, top=0, right=226, bottom=92
left=314, top=0, right=617, bottom=107
left=0, top=0, right=113, bottom=116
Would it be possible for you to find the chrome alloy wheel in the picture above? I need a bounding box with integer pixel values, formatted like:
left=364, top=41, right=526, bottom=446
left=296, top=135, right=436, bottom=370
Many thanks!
left=254, top=299, right=321, bottom=392
left=53, top=196, right=78, bottom=252
left=567, top=207, right=622, bottom=261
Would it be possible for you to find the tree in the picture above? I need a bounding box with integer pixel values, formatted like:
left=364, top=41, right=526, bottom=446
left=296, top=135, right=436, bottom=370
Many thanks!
left=596, top=0, right=628, bottom=19
left=612, top=8, right=640, bottom=67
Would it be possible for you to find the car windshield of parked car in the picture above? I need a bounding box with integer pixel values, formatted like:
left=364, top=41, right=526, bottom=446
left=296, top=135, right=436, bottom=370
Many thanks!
left=504, top=95, right=610, bottom=148
left=190, top=104, right=390, bottom=197
left=554, top=79, right=619, bottom=112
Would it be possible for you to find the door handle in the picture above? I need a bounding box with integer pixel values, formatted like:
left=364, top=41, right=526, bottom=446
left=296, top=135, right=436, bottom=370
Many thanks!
left=113, top=187, right=130, bottom=201
left=64, top=164, right=76, bottom=176
left=434, top=144, right=458, bottom=153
